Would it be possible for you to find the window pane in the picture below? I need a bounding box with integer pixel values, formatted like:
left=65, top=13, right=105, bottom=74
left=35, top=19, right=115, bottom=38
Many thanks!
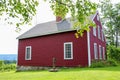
left=94, top=43, right=98, bottom=59
left=99, top=45, right=102, bottom=59
left=103, top=47, right=105, bottom=60
left=98, top=26, right=101, bottom=39
left=102, top=30, right=104, bottom=41
left=26, top=48, right=30, bottom=59
left=97, top=15, right=100, bottom=21
left=93, top=27, right=96, bottom=36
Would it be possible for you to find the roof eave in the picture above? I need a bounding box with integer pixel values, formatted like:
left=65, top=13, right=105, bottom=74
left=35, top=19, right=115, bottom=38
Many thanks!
left=17, top=29, right=75, bottom=39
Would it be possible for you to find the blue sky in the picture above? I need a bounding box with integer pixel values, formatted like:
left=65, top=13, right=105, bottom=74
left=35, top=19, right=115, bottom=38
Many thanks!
left=0, top=0, right=119, bottom=54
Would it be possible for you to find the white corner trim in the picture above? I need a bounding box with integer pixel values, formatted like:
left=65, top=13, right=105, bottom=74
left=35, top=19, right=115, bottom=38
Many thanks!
left=16, top=52, right=18, bottom=66
left=87, top=31, right=91, bottom=67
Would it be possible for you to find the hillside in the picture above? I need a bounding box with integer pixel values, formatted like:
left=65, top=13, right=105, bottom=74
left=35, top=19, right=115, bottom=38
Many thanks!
left=0, top=54, right=17, bottom=61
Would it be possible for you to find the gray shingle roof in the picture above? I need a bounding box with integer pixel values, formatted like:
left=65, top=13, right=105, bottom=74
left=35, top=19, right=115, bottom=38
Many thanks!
left=17, top=18, right=74, bottom=39
left=17, top=13, right=96, bottom=39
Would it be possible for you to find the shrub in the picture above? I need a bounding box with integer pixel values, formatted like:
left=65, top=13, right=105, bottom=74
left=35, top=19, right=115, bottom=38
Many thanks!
left=90, top=60, right=105, bottom=68
left=3, top=64, right=16, bottom=70
left=0, top=60, right=4, bottom=67
left=90, top=59, right=118, bottom=68
left=107, top=45, right=120, bottom=62
left=0, top=62, right=16, bottom=72
left=106, top=59, right=118, bottom=66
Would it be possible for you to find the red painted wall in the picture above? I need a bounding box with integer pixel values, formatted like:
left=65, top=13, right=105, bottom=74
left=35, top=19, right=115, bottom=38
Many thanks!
left=90, top=13, right=106, bottom=61
left=18, top=31, right=88, bottom=67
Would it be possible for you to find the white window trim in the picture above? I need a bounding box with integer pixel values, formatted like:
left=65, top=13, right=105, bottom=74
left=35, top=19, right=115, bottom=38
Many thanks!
left=99, top=45, right=102, bottom=59
left=25, top=46, right=32, bottom=60
left=94, top=43, right=98, bottom=59
left=64, top=42, right=73, bottom=60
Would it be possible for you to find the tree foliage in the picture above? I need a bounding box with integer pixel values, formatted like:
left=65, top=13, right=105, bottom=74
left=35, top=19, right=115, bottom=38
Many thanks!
left=45, top=0, right=97, bottom=37
left=99, top=0, right=120, bottom=47
left=107, top=45, right=120, bottom=62
left=0, top=0, right=97, bottom=35
left=0, top=0, right=39, bottom=31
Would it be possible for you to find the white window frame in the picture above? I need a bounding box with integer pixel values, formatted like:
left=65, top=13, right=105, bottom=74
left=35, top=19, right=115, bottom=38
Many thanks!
left=93, top=27, right=96, bottom=36
left=25, top=46, right=32, bottom=60
left=98, top=25, right=101, bottom=39
left=99, top=45, right=102, bottom=59
left=64, top=42, right=73, bottom=60
left=94, top=43, right=98, bottom=59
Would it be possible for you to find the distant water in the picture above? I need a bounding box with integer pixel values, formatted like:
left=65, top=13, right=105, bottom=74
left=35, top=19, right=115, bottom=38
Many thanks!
left=0, top=54, right=17, bottom=61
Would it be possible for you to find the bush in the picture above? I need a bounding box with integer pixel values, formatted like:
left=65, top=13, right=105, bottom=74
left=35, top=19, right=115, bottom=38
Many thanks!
left=0, top=61, right=16, bottom=72
left=107, top=45, right=120, bottom=62
left=106, top=59, right=118, bottom=66
left=3, top=64, right=16, bottom=70
left=0, top=60, right=4, bottom=67
left=90, top=59, right=118, bottom=68
left=90, top=60, right=104, bottom=68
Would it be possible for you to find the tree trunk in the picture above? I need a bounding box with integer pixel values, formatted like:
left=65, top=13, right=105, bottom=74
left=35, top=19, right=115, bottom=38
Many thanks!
left=115, top=29, right=118, bottom=47
left=110, top=30, right=114, bottom=45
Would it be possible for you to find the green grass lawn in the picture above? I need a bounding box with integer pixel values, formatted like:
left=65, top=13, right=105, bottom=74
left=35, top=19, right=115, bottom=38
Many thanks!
left=0, top=66, right=120, bottom=80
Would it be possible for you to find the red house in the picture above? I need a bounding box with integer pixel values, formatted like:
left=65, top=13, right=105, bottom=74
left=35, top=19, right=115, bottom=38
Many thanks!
left=17, top=12, right=106, bottom=70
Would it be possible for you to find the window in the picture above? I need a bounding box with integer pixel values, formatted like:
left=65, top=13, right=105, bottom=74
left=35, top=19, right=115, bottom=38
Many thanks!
left=94, top=43, right=98, bottom=59
left=64, top=42, right=73, bottom=59
left=25, top=46, right=32, bottom=60
left=97, top=15, right=100, bottom=21
left=103, top=47, right=105, bottom=60
left=99, top=45, right=102, bottom=59
left=101, top=30, right=104, bottom=41
left=98, top=25, right=101, bottom=39
left=93, top=27, right=96, bottom=36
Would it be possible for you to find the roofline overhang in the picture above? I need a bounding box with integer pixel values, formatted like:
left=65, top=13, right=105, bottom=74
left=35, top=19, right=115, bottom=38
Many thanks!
left=17, top=29, right=75, bottom=39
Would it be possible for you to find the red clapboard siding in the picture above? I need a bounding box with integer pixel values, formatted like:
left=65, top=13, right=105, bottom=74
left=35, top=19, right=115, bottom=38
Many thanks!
left=90, top=13, right=106, bottom=61
left=18, top=31, right=88, bottom=67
